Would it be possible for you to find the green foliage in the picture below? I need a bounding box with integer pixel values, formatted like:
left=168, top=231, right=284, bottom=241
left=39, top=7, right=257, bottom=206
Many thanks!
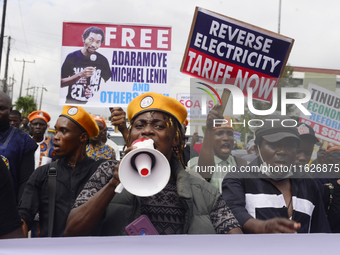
left=248, top=65, right=298, bottom=117
left=14, top=96, right=37, bottom=117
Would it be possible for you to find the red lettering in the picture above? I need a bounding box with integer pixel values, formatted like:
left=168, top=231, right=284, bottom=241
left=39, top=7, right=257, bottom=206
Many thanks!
left=185, top=100, right=193, bottom=108
left=193, top=100, right=201, bottom=108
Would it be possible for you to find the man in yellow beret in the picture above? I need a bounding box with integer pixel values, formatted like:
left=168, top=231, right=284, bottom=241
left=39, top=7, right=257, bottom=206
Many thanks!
left=188, top=105, right=247, bottom=193
left=86, top=115, right=116, bottom=161
left=19, top=106, right=109, bottom=237
left=65, top=92, right=242, bottom=236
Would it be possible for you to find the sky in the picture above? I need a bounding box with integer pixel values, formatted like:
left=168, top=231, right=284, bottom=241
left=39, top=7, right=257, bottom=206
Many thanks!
left=1, top=0, right=339, bottom=126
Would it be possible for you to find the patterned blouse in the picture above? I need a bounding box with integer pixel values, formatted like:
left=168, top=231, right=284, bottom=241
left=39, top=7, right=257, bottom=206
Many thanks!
left=86, top=143, right=116, bottom=161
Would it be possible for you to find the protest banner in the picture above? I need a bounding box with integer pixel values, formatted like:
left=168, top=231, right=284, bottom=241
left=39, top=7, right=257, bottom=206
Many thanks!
left=60, top=22, right=171, bottom=107
left=181, top=7, right=294, bottom=102
left=300, top=83, right=340, bottom=144
left=234, top=131, right=241, bottom=141
left=177, top=93, right=214, bottom=126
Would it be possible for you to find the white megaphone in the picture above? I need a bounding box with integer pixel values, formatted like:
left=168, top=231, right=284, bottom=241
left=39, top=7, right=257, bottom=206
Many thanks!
left=115, top=138, right=171, bottom=197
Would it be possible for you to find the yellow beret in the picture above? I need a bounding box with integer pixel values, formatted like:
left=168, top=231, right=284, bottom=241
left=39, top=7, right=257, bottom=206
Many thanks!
left=127, top=92, right=187, bottom=124
left=213, top=115, right=234, bottom=131
left=92, top=115, right=106, bottom=130
left=28, top=111, right=51, bottom=124
left=60, top=106, right=99, bottom=138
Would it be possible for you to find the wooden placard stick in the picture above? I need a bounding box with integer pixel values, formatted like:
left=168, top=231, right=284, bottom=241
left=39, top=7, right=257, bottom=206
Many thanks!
left=109, top=107, right=119, bottom=133
left=321, top=140, right=328, bottom=150
left=216, top=89, right=231, bottom=115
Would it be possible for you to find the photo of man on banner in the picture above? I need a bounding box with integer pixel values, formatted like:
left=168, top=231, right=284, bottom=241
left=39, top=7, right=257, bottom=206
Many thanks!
left=61, top=26, right=111, bottom=104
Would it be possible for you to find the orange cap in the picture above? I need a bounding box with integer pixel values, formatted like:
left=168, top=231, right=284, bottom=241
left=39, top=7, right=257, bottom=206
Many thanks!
left=28, top=111, right=50, bottom=124
left=327, top=142, right=340, bottom=153
left=213, top=115, right=234, bottom=131
left=92, top=115, right=106, bottom=130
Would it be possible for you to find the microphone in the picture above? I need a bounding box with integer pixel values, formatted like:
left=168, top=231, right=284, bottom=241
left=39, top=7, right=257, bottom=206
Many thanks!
left=85, top=54, right=97, bottom=98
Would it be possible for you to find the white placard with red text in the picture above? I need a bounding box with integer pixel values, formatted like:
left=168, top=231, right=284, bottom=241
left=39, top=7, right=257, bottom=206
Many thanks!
left=60, top=22, right=171, bottom=107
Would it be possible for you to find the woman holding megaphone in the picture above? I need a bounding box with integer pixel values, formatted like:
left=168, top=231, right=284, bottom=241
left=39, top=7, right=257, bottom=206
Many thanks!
left=65, top=92, right=242, bottom=236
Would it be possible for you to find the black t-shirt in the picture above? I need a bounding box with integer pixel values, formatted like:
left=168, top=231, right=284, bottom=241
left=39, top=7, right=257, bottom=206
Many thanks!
left=18, top=157, right=106, bottom=237
left=0, top=156, right=22, bottom=236
left=61, top=50, right=111, bottom=103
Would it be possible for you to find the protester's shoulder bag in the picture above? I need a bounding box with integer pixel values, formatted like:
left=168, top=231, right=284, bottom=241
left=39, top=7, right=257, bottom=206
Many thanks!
left=47, top=161, right=58, bottom=237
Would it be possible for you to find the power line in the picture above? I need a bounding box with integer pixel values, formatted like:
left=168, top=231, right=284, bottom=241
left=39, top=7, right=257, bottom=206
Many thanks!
left=12, top=48, right=59, bottom=63
left=16, top=0, right=42, bottom=86
left=17, top=0, right=30, bottom=56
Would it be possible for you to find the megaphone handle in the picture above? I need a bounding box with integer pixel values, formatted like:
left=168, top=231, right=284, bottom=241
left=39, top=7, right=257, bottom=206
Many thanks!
left=115, top=183, right=124, bottom=193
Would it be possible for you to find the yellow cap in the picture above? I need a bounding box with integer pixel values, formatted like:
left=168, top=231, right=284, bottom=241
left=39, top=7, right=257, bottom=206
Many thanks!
left=60, top=106, right=99, bottom=138
left=28, top=111, right=51, bottom=124
left=127, top=92, right=187, bottom=124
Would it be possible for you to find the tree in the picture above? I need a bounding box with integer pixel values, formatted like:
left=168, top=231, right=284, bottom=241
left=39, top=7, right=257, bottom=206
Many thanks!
left=249, top=65, right=299, bottom=117
left=14, top=96, right=37, bottom=117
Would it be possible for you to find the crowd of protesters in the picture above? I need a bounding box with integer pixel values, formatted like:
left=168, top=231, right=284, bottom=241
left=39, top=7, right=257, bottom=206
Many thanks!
left=1, top=90, right=340, bottom=239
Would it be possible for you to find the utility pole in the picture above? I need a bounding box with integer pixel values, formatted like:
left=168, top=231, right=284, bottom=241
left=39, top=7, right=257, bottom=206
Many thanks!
left=39, top=87, right=47, bottom=110
left=9, top=74, right=15, bottom=104
left=35, top=87, right=39, bottom=104
left=278, top=0, right=282, bottom=34
left=0, top=0, right=7, bottom=70
left=14, top=58, right=35, bottom=98
left=26, top=79, right=30, bottom=96
left=2, top=35, right=10, bottom=93
left=26, top=87, right=34, bottom=97
left=31, top=86, right=36, bottom=99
